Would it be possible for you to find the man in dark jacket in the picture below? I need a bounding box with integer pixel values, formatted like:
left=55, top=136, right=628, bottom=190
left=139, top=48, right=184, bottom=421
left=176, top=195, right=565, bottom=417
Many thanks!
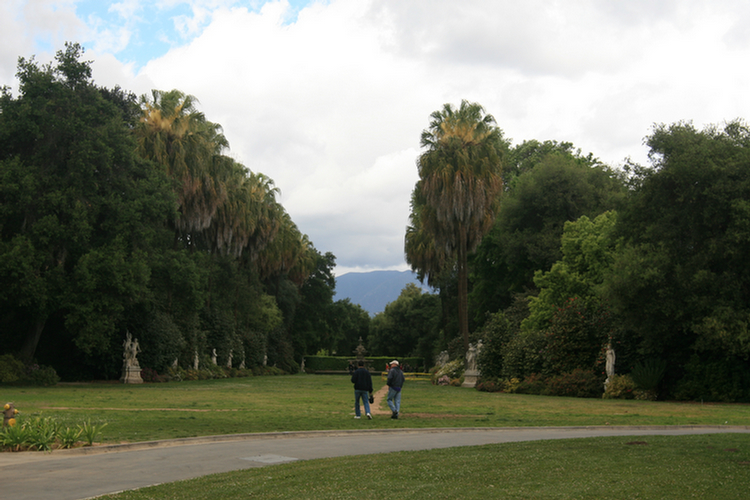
left=386, top=359, right=405, bottom=419
left=351, top=360, right=373, bottom=419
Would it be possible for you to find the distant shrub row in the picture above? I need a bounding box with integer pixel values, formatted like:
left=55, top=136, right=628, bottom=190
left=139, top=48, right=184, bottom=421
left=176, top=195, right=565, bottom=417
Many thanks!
left=303, top=356, right=425, bottom=373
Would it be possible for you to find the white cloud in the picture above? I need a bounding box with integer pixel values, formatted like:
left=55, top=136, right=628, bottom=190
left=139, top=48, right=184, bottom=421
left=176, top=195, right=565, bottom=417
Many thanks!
left=5, top=0, right=750, bottom=275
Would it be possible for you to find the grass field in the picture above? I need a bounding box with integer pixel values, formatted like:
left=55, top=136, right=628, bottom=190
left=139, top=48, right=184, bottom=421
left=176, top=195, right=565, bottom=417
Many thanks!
left=2, top=374, right=748, bottom=443
left=3, top=374, right=750, bottom=499
left=96, top=433, right=750, bottom=500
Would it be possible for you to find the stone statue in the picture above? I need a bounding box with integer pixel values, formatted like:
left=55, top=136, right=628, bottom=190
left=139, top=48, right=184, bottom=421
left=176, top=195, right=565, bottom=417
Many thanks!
left=465, top=343, right=478, bottom=372
left=193, top=349, right=200, bottom=370
left=120, top=331, right=143, bottom=384
left=122, top=331, right=141, bottom=369
left=462, top=341, right=483, bottom=388
left=211, top=348, right=217, bottom=365
left=226, top=350, right=233, bottom=369
left=605, top=344, right=616, bottom=385
left=353, top=337, right=367, bottom=361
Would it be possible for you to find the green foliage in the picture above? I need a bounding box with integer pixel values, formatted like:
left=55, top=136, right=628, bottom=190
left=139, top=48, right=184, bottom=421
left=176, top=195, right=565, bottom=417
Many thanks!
left=609, top=120, right=750, bottom=397
left=24, top=364, right=60, bottom=386
left=0, top=421, right=28, bottom=451
left=57, top=426, right=83, bottom=449
left=525, top=211, right=618, bottom=331
left=499, top=331, right=546, bottom=380
left=0, top=354, right=25, bottom=383
left=629, top=359, right=667, bottom=391
left=602, top=374, right=636, bottom=399
left=540, top=297, right=611, bottom=376
left=673, top=354, right=750, bottom=402
left=137, top=311, right=185, bottom=373
left=475, top=312, right=512, bottom=378
left=25, top=416, right=58, bottom=451
left=78, top=419, right=108, bottom=446
left=470, top=145, right=626, bottom=316
left=0, top=354, right=59, bottom=386
left=368, top=283, right=440, bottom=364
left=475, top=376, right=521, bottom=393
left=514, top=370, right=602, bottom=398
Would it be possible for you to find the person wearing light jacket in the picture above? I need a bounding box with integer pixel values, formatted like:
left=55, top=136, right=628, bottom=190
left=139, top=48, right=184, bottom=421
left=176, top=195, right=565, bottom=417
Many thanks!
left=386, top=360, right=405, bottom=419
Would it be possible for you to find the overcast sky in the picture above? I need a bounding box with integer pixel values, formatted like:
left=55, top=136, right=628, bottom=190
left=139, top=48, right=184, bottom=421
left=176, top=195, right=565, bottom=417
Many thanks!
left=3, top=1, right=750, bottom=275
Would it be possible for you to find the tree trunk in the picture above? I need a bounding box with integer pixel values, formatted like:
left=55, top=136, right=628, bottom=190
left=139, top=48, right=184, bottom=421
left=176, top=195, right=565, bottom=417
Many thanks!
left=19, top=314, right=47, bottom=364
left=457, top=227, right=470, bottom=353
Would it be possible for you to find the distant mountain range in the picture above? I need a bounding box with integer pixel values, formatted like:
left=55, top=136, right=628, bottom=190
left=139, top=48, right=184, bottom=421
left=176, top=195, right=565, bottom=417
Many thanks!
left=334, top=270, right=429, bottom=316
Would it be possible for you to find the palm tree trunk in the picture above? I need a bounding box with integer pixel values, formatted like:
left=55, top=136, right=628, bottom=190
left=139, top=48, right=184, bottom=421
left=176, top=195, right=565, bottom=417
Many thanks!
left=457, top=226, right=470, bottom=352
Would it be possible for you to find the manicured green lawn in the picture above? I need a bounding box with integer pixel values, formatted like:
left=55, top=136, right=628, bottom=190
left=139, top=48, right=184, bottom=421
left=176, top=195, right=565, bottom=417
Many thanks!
left=2, top=374, right=748, bottom=444
left=98, top=433, right=750, bottom=499
left=4, top=374, right=750, bottom=499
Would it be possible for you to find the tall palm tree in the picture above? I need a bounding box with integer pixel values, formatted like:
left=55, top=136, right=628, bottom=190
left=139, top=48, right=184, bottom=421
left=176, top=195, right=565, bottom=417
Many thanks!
left=406, top=100, right=506, bottom=351
left=135, top=89, right=229, bottom=237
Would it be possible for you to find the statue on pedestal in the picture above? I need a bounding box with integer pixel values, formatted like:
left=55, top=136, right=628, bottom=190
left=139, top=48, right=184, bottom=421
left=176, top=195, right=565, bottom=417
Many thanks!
left=462, top=340, right=483, bottom=388
left=120, top=331, right=143, bottom=384
left=604, top=343, right=616, bottom=389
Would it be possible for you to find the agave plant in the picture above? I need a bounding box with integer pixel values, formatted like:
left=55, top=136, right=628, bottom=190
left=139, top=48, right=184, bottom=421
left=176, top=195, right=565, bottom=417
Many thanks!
left=78, top=420, right=108, bottom=446
left=57, top=426, right=83, bottom=449
left=25, top=416, right=58, bottom=451
left=0, top=422, right=28, bottom=451
left=630, top=359, right=667, bottom=391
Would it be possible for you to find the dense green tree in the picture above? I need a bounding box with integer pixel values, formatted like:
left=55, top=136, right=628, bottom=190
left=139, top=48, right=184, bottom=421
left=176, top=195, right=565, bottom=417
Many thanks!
left=328, top=299, right=370, bottom=357
left=0, top=43, right=175, bottom=363
left=606, top=120, right=750, bottom=398
left=470, top=144, right=626, bottom=319
left=290, top=251, right=336, bottom=359
left=406, top=100, right=507, bottom=352
left=368, top=283, right=441, bottom=366
left=524, top=211, right=619, bottom=331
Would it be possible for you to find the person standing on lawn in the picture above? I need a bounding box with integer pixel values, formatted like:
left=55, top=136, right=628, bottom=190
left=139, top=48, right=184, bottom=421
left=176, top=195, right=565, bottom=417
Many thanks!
left=386, top=360, right=405, bottom=419
left=351, top=360, right=373, bottom=419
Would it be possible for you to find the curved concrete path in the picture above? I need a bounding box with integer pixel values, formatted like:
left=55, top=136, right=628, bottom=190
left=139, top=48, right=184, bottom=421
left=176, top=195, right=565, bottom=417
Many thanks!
left=1, top=425, right=748, bottom=500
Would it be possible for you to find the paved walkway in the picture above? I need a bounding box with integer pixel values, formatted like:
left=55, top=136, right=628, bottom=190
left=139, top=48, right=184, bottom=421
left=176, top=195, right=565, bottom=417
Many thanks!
left=1, top=425, right=748, bottom=500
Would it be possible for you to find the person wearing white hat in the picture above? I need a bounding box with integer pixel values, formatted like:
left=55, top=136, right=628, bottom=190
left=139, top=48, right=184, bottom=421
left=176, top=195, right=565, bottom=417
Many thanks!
left=386, top=360, right=404, bottom=419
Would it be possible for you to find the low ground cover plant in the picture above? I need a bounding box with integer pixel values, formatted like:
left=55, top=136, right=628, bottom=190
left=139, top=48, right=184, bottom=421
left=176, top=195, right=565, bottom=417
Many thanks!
left=0, top=415, right=106, bottom=451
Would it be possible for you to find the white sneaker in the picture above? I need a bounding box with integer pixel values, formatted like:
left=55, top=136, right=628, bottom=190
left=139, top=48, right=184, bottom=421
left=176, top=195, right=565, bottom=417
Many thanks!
left=354, top=415, right=361, bottom=419
left=367, top=413, right=372, bottom=419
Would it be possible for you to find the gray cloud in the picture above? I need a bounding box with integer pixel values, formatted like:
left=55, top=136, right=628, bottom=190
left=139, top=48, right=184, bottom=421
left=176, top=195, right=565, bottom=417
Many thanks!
left=4, top=0, right=750, bottom=275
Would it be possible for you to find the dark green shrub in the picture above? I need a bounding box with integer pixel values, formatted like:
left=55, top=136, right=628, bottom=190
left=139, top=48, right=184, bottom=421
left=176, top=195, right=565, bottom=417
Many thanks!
left=603, top=374, right=636, bottom=399
left=0, top=354, right=26, bottom=383
left=630, top=359, right=667, bottom=391
left=138, top=311, right=185, bottom=373
left=476, top=312, right=513, bottom=379
left=543, top=369, right=602, bottom=398
left=674, top=354, right=750, bottom=402
left=25, top=364, right=60, bottom=386
left=513, top=373, right=547, bottom=395
left=501, top=331, right=546, bottom=379
left=475, top=377, right=503, bottom=393
left=542, top=298, right=610, bottom=376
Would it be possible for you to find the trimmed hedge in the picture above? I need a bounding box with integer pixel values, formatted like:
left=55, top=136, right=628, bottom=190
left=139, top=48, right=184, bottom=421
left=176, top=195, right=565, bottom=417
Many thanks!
left=303, top=356, right=425, bottom=372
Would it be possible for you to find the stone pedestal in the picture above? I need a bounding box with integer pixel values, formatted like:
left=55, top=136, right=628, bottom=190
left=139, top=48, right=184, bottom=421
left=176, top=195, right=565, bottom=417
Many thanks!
left=121, top=365, right=143, bottom=384
left=462, top=369, right=480, bottom=388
